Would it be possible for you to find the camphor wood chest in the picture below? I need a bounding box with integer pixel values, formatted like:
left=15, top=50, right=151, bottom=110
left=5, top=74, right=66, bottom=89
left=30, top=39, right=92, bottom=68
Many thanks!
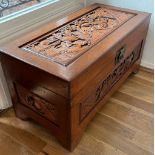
left=0, top=3, right=151, bottom=151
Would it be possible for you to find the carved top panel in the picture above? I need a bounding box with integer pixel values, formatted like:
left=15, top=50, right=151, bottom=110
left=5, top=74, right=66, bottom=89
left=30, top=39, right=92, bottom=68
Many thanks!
left=21, top=7, right=135, bottom=66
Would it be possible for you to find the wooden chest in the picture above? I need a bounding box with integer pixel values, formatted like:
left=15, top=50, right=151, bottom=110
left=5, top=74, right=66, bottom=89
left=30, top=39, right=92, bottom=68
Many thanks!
left=0, top=3, right=150, bottom=151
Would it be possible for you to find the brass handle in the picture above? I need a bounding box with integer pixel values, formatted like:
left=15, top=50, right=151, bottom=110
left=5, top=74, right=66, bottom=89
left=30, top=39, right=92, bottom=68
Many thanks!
left=115, top=47, right=126, bottom=64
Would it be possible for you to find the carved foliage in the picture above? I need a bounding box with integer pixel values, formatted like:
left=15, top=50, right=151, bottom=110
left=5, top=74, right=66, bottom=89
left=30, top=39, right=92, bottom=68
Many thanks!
left=80, top=43, right=142, bottom=121
left=21, top=7, right=135, bottom=66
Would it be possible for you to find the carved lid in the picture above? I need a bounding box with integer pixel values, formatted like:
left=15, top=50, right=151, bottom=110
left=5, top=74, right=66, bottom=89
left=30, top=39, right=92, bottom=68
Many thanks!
left=0, top=4, right=149, bottom=81
left=21, top=7, right=135, bottom=66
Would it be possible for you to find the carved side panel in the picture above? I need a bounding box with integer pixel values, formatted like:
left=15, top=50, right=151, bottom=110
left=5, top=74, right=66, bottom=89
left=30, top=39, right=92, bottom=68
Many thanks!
left=14, top=84, right=59, bottom=126
left=80, top=42, right=142, bottom=121
left=21, top=7, right=135, bottom=66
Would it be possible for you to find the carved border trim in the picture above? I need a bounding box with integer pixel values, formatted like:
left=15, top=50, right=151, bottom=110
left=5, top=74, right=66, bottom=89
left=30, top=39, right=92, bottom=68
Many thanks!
left=20, top=7, right=135, bottom=66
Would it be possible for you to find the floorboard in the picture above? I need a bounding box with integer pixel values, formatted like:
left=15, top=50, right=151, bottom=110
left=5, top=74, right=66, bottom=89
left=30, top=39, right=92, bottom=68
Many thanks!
left=0, top=69, right=154, bottom=155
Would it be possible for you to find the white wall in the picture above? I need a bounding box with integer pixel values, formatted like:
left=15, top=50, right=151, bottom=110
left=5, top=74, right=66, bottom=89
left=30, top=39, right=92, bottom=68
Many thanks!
left=87, top=0, right=154, bottom=69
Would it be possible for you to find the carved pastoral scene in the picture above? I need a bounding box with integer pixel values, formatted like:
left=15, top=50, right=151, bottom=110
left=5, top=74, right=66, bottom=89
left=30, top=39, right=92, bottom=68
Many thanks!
left=21, top=7, right=135, bottom=66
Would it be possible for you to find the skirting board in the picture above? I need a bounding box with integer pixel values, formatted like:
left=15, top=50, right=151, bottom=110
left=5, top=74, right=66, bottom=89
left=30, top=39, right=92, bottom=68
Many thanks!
left=141, top=61, right=154, bottom=70
left=140, top=65, right=154, bottom=74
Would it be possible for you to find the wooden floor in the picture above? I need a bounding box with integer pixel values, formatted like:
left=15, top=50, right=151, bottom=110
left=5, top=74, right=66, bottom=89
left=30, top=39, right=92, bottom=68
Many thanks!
left=0, top=69, right=154, bottom=155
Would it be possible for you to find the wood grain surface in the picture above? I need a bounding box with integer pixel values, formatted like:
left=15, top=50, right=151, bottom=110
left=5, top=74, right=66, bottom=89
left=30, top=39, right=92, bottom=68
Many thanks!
left=0, top=68, right=153, bottom=155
